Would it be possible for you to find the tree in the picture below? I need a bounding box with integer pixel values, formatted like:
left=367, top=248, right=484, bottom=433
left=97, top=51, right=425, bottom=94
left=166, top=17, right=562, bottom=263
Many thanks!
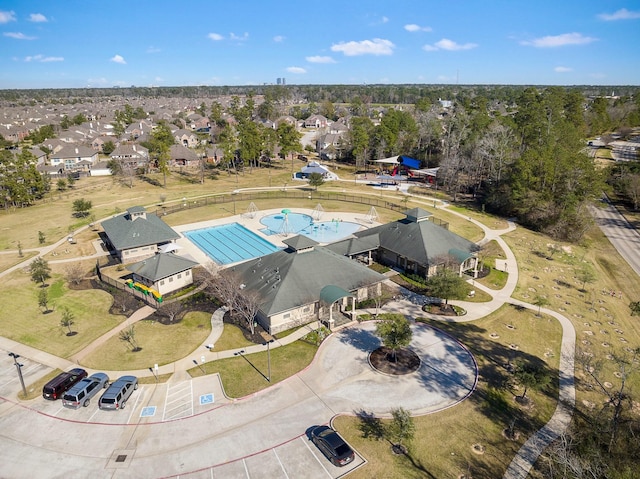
left=576, top=264, right=597, bottom=292
left=147, top=122, right=174, bottom=187
left=102, top=140, right=116, bottom=156
left=30, top=257, right=51, bottom=287
left=630, top=301, right=640, bottom=316
left=65, top=264, right=85, bottom=286
left=533, top=295, right=550, bottom=317
left=118, top=325, right=140, bottom=352
left=375, top=314, right=412, bottom=362
left=72, top=198, right=92, bottom=218
left=60, top=308, right=75, bottom=336
left=512, top=359, right=551, bottom=400
left=57, top=178, right=68, bottom=191
left=159, top=301, right=183, bottom=323
left=38, top=230, right=46, bottom=245
left=387, top=407, right=415, bottom=453
left=307, top=172, right=324, bottom=191
left=427, top=266, right=467, bottom=305
left=236, top=288, right=262, bottom=335
left=38, top=288, right=50, bottom=313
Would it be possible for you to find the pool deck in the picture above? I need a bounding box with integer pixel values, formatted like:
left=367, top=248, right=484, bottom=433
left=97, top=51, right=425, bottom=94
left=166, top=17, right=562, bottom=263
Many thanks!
left=172, top=207, right=381, bottom=267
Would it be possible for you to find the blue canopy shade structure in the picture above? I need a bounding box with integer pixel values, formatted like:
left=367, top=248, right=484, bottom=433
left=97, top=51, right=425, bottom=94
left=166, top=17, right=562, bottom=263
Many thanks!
left=398, top=155, right=421, bottom=169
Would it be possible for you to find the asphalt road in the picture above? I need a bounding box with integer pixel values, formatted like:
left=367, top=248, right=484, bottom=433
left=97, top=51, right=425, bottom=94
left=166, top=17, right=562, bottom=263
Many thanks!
left=590, top=197, right=640, bottom=277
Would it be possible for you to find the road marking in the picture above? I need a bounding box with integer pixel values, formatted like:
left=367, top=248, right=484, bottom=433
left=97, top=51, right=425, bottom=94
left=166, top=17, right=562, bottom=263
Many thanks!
left=272, top=448, right=290, bottom=479
left=199, top=393, right=214, bottom=405
left=301, top=436, right=332, bottom=477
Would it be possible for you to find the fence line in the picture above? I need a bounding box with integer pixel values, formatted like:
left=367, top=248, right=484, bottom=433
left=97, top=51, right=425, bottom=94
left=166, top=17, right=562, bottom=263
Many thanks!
left=152, top=191, right=449, bottom=229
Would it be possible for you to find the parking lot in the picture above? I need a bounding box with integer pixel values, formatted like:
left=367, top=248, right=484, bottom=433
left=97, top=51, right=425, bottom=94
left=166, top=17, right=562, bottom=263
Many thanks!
left=0, top=322, right=476, bottom=478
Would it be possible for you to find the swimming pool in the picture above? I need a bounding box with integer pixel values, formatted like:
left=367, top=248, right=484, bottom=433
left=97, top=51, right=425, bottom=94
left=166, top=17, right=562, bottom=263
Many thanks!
left=260, top=212, right=361, bottom=243
left=185, top=223, right=279, bottom=265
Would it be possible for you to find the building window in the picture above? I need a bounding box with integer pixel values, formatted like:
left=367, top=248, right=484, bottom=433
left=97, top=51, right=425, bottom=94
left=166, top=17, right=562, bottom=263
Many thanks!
left=283, top=313, right=290, bottom=319
left=185, top=271, right=190, bottom=276
left=160, top=280, right=165, bottom=285
left=169, top=277, right=174, bottom=282
left=177, top=273, right=182, bottom=279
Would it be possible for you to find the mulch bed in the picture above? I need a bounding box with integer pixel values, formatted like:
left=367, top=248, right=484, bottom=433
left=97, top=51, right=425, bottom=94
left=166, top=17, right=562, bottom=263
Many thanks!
left=369, top=347, right=421, bottom=375
left=424, top=303, right=458, bottom=316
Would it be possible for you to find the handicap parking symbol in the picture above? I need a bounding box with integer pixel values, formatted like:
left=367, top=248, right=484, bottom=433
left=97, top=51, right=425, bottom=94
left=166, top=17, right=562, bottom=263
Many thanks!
left=141, top=406, right=156, bottom=418
left=199, top=393, right=214, bottom=405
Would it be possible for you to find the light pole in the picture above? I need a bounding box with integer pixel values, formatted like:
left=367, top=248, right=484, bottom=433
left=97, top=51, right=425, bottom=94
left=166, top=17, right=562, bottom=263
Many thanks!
left=8, top=353, right=27, bottom=397
left=149, top=364, right=158, bottom=382
left=264, top=339, right=274, bottom=382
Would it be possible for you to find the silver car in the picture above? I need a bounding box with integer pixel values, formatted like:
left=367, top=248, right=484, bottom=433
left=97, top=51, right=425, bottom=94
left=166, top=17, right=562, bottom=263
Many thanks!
left=62, top=373, right=110, bottom=409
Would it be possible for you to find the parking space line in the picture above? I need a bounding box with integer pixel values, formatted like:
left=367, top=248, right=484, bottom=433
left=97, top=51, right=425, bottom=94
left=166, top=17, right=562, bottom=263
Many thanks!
left=162, top=380, right=193, bottom=421
left=272, top=449, right=290, bottom=479
left=243, top=457, right=250, bottom=478
left=126, top=386, right=145, bottom=424
left=300, top=436, right=332, bottom=478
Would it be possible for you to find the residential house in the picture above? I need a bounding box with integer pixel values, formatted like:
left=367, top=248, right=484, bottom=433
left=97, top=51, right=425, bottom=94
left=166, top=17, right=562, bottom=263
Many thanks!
left=169, top=144, right=200, bottom=167
left=49, top=145, right=99, bottom=174
left=173, top=129, right=199, bottom=148
left=110, top=144, right=149, bottom=170
left=101, top=206, right=181, bottom=262
left=303, top=114, right=329, bottom=129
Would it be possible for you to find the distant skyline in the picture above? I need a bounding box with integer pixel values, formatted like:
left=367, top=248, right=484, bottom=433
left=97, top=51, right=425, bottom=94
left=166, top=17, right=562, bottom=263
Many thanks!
left=1, top=1, right=639, bottom=89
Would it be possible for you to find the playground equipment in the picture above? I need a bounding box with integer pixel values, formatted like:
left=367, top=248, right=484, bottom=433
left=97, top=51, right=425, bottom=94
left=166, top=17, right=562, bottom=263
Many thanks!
left=245, top=202, right=258, bottom=219
left=312, top=203, right=324, bottom=221
left=280, top=208, right=291, bottom=236
left=365, top=206, right=379, bottom=224
left=125, top=279, right=163, bottom=302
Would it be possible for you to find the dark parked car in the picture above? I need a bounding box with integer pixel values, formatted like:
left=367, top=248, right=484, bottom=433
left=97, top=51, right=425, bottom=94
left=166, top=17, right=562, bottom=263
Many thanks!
left=310, top=425, right=355, bottom=467
left=42, top=368, right=88, bottom=400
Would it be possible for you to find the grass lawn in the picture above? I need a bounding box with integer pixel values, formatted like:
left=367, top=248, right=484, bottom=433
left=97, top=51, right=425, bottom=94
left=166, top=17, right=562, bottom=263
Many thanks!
left=337, top=304, right=562, bottom=479
left=0, top=274, right=124, bottom=357
left=80, top=311, right=212, bottom=370
left=188, top=340, right=317, bottom=398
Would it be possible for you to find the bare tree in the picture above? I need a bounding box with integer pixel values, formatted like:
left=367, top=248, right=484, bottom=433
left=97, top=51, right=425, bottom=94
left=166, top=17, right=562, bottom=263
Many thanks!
left=159, top=301, right=183, bottom=323
left=580, top=347, right=640, bottom=453
left=65, top=263, right=86, bottom=286
left=60, top=307, right=75, bottom=336
left=203, top=263, right=243, bottom=315
left=236, top=287, right=262, bottom=335
left=118, top=325, right=139, bottom=352
left=477, top=122, right=517, bottom=185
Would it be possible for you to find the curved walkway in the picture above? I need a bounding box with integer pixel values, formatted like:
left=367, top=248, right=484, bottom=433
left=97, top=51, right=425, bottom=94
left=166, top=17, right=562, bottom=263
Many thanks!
left=0, top=196, right=577, bottom=479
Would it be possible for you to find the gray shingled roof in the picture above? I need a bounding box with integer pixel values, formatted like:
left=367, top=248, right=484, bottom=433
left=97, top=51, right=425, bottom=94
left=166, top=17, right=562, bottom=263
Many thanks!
left=352, top=211, right=478, bottom=266
left=101, top=208, right=180, bottom=251
left=231, top=238, right=386, bottom=317
left=127, top=253, right=199, bottom=281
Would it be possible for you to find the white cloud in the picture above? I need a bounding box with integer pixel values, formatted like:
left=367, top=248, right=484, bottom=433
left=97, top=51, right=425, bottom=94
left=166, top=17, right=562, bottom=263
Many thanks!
left=306, top=55, right=336, bottom=64
left=4, top=32, right=36, bottom=40
left=286, top=66, right=306, bottom=74
left=554, top=66, right=572, bottom=72
left=598, top=8, right=640, bottom=21
left=435, top=38, right=477, bottom=51
left=0, top=10, right=16, bottom=23
left=331, top=38, right=395, bottom=56
left=381, top=16, right=389, bottom=24
left=229, top=32, right=249, bottom=41
left=25, top=54, right=63, bottom=62
left=147, top=46, right=161, bottom=53
left=521, top=32, right=596, bottom=48
left=423, top=38, right=477, bottom=51
left=110, top=54, right=126, bottom=64
left=273, top=35, right=285, bottom=42
left=29, top=13, right=48, bottom=22
left=207, top=33, right=224, bottom=41
left=404, top=24, right=432, bottom=32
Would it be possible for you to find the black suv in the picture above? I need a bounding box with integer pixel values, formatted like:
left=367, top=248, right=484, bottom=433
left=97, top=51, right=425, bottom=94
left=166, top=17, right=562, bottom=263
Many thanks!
left=42, top=368, right=87, bottom=400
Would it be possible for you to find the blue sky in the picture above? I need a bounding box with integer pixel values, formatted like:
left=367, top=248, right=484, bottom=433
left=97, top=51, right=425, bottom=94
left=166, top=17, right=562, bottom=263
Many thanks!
left=1, top=1, right=639, bottom=89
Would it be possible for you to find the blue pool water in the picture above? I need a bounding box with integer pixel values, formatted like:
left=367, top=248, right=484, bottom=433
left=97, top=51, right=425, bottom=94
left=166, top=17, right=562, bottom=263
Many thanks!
left=260, top=212, right=361, bottom=243
left=185, top=223, right=279, bottom=265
